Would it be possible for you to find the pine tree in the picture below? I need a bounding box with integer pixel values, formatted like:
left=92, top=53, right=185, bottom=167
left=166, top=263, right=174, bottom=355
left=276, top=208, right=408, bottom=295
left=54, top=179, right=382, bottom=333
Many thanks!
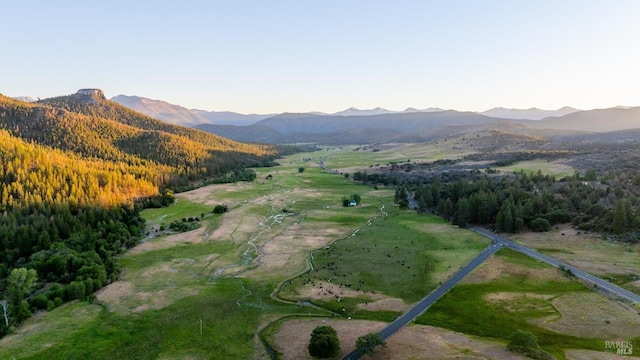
left=612, top=200, right=628, bottom=234
left=455, top=197, right=469, bottom=228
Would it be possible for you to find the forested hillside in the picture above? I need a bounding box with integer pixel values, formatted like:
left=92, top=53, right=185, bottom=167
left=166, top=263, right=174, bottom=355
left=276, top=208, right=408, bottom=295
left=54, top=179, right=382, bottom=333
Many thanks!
left=1, top=92, right=279, bottom=187
left=39, top=90, right=271, bottom=154
left=0, top=91, right=284, bottom=336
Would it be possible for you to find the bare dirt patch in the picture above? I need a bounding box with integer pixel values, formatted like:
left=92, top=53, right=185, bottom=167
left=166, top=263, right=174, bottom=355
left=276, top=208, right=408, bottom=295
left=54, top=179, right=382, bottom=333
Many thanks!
left=129, top=226, right=208, bottom=255
left=463, top=255, right=568, bottom=284
left=141, top=264, right=177, bottom=278
left=272, top=318, right=385, bottom=359
left=533, top=293, right=640, bottom=339
left=295, top=282, right=384, bottom=301
left=273, top=319, right=529, bottom=360
left=376, top=325, right=531, bottom=360
left=357, top=298, right=409, bottom=312
left=486, top=292, right=555, bottom=302
left=245, top=224, right=351, bottom=279
left=96, top=279, right=201, bottom=314
left=178, top=182, right=253, bottom=204
left=95, top=281, right=135, bottom=306
left=209, top=210, right=247, bottom=242
left=293, top=282, right=408, bottom=312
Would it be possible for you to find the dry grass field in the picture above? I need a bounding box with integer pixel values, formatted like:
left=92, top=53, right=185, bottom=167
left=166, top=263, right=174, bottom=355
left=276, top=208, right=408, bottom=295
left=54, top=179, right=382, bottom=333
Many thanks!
left=511, top=224, right=640, bottom=294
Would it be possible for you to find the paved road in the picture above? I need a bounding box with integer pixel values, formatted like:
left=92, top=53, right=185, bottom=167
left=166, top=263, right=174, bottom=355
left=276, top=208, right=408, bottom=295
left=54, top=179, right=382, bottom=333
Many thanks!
left=342, top=243, right=502, bottom=360
left=469, top=226, right=640, bottom=304
left=342, top=224, right=640, bottom=360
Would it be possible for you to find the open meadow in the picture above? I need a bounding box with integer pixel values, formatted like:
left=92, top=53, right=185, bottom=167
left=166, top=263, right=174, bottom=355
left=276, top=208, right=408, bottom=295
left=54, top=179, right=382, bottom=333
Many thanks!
left=495, top=159, right=575, bottom=179
left=2, top=144, right=639, bottom=359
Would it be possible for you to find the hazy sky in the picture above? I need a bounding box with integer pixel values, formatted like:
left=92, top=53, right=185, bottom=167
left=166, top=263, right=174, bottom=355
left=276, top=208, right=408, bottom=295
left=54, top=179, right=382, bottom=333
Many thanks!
left=2, top=1, right=639, bottom=114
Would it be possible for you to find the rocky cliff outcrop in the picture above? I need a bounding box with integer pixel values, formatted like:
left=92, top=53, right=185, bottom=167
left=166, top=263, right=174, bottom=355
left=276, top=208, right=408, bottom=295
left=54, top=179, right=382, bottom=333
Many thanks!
left=76, top=88, right=106, bottom=100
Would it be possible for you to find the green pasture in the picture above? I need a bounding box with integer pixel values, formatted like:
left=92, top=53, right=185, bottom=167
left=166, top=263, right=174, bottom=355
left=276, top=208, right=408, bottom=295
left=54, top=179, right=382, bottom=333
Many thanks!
left=142, top=199, right=213, bottom=226
left=281, top=211, right=490, bottom=306
left=317, top=143, right=478, bottom=171
left=317, top=146, right=415, bottom=170
left=0, top=280, right=321, bottom=360
left=121, top=241, right=233, bottom=272
left=496, top=159, right=574, bottom=178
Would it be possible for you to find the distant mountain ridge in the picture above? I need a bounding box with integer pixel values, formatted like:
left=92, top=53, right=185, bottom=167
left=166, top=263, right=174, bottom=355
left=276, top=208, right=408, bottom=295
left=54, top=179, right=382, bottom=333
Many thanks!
left=112, top=93, right=637, bottom=129
left=332, top=106, right=445, bottom=116
left=195, top=106, right=640, bottom=145
left=480, top=106, right=580, bottom=120
left=111, top=95, right=272, bottom=126
left=107, top=92, right=640, bottom=145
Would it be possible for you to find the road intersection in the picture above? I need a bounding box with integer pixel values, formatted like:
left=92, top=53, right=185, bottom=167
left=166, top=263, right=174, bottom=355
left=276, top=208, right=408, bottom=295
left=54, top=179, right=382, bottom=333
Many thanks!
left=342, top=224, right=639, bottom=359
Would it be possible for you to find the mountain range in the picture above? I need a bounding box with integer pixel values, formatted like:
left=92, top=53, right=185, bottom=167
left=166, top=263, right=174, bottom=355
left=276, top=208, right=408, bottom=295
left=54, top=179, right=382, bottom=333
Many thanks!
left=108, top=95, right=588, bottom=126
left=12, top=91, right=640, bottom=146
left=106, top=94, right=640, bottom=145
left=197, top=108, right=640, bottom=145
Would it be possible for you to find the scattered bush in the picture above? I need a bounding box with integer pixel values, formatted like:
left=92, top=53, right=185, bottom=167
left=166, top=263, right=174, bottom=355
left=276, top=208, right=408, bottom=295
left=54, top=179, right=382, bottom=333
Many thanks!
left=169, top=220, right=201, bottom=232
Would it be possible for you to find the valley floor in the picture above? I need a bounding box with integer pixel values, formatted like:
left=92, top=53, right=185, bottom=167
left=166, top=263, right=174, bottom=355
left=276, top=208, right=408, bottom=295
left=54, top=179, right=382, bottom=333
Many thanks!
left=2, top=147, right=639, bottom=359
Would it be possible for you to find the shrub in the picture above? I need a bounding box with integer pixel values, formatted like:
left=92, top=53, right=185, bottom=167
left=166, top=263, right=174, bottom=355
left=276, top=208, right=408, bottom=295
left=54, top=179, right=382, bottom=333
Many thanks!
left=508, top=330, right=539, bottom=353
left=213, top=204, right=229, bottom=214
left=507, top=330, right=553, bottom=359
left=529, top=218, right=551, bottom=232
left=356, top=333, right=386, bottom=356
left=30, top=294, right=49, bottom=310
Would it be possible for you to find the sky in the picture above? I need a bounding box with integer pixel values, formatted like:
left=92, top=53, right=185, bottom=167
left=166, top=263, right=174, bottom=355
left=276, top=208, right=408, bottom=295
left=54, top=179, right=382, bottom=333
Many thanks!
left=2, top=0, right=640, bottom=114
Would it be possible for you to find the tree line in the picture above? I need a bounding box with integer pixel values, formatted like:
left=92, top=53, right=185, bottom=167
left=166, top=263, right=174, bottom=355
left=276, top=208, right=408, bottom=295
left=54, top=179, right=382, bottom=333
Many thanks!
left=394, top=168, right=640, bottom=239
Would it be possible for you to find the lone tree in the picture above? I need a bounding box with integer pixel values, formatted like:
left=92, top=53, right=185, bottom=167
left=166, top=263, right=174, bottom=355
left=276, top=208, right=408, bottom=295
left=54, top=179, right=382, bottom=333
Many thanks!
left=507, top=329, right=552, bottom=359
left=356, top=332, right=386, bottom=357
left=308, top=325, right=340, bottom=359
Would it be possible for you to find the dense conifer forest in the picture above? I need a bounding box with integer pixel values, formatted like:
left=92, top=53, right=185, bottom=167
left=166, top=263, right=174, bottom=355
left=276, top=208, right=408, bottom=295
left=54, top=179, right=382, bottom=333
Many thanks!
left=391, top=163, right=640, bottom=240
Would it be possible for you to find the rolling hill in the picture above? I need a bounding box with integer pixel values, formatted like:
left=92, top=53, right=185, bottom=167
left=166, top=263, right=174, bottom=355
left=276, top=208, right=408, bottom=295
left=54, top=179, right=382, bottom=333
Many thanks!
left=534, top=107, right=640, bottom=132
